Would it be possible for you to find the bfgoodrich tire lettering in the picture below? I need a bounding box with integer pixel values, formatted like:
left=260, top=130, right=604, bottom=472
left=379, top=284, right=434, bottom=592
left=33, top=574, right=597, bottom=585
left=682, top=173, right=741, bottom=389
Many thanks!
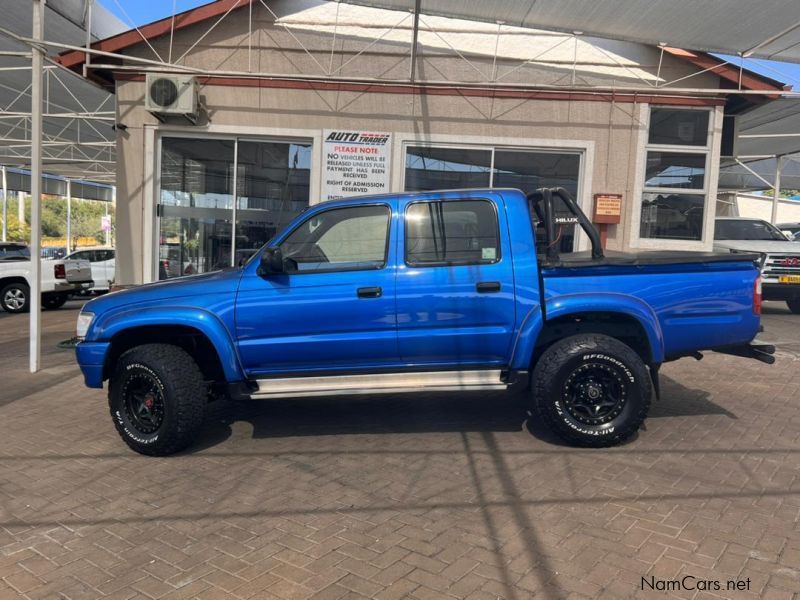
left=108, top=343, right=206, bottom=456
left=532, top=334, right=652, bottom=447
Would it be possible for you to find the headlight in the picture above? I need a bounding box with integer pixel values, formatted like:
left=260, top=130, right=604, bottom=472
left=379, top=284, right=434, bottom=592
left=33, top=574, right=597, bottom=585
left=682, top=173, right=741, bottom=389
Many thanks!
left=76, top=312, right=94, bottom=340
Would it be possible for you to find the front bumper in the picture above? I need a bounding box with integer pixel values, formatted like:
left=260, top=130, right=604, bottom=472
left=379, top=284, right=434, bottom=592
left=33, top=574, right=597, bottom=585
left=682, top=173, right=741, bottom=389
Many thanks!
left=763, top=282, right=800, bottom=301
left=75, top=341, right=110, bottom=388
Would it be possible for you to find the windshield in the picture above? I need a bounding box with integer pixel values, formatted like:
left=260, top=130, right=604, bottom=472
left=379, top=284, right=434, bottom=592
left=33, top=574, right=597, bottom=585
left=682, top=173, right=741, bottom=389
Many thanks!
left=714, top=220, right=788, bottom=241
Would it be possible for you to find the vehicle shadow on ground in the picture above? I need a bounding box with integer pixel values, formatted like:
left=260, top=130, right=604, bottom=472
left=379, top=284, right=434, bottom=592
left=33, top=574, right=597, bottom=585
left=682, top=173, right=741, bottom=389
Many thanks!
left=189, top=374, right=734, bottom=453
left=649, top=374, right=737, bottom=419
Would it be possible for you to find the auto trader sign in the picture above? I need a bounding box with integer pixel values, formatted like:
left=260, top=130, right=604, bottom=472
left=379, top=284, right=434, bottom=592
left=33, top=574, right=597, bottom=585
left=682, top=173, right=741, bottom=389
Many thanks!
left=323, top=130, right=391, bottom=201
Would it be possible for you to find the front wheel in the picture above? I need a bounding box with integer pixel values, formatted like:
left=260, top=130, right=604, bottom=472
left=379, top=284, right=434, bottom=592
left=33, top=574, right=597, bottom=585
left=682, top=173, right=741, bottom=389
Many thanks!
left=109, top=344, right=207, bottom=456
left=1, top=282, right=29, bottom=313
left=531, top=334, right=652, bottom=447
left=787, top=298, right=800, bottom=314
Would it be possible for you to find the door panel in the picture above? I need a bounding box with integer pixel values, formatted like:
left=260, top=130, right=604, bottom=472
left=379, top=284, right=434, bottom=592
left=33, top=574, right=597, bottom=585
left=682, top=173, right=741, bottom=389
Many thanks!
left=395, top=196, right=516, bottom=366
left=235, top=203, right=398, bottom=375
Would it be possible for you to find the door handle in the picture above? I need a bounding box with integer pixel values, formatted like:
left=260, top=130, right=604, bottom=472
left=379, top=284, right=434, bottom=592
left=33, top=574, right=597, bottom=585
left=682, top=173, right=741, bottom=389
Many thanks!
left=476, top=281, right=501, bottom=293
left=357, top=286, right=382, bottom=298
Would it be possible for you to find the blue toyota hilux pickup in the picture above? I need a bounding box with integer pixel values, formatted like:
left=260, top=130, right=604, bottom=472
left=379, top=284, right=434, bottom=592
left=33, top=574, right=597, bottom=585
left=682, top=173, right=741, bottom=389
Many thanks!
left=75, top=188, right=774, bottom=455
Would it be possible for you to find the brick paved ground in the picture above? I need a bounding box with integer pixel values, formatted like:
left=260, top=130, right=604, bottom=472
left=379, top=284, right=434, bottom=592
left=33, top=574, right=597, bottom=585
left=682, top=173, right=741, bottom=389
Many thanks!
left=0, top=301, right=798, bottom=599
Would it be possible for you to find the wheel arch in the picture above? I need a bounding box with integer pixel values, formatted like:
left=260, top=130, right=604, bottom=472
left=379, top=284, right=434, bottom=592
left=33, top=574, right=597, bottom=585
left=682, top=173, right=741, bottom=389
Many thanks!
left=513, top=293, right=664, bottom=370
left=97, top=308, right=243, bottom=383
left=0, top=276, right=29, bottom=288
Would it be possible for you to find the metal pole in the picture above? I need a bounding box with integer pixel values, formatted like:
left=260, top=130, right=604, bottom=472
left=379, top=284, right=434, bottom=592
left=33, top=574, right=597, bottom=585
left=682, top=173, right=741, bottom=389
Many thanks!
left=30, top=0, right=45, bottom=373
left=18, top=190, right=24, bottom=223
left=82, top=0, right=92, bottom=78
left=104, top=197, right=109, bottom=246
left=771, top=156, right=784, bottom=224
left=409, top=0, right=421, bottom=82
left=66, top=178, right=71, bottom=250
left=1, top=166, right=6, bottom=242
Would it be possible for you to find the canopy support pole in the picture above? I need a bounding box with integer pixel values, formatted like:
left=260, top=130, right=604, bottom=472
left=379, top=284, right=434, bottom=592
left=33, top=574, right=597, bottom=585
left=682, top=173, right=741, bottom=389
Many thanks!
left=30, top=0, right=44, bottom=373
left=1, top=166, right=6, bottom=242
left=66, top=178, right=71, bottom=250
left=771, top=155, right=784, bottom=225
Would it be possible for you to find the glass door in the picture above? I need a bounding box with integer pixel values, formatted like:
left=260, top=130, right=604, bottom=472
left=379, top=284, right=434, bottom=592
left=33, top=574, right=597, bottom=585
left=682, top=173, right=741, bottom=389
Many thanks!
left=157, top=136, right=312, bottom=279
left=235, top=140, right=312, bottom=266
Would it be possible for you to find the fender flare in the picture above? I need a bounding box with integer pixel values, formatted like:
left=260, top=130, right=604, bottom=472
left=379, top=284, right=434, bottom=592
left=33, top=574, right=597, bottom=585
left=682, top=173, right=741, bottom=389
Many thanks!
left=510, top=292, right=665, bottom=369
left=93, top=306, right=244, bottom=382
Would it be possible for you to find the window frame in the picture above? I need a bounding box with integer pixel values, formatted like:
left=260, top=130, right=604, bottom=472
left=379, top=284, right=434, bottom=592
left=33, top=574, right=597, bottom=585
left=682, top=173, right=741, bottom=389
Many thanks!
left=631, top=104, right=719, bottom=250
left=276, top=202, right=393, bottom=275
left=403, top=197, right=502, bottom=268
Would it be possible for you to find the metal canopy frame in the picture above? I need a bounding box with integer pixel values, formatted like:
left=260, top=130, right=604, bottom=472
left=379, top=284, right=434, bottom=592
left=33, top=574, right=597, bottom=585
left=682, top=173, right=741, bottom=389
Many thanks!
left=10, top=0, right=800, bottom=373
left=0, top=0, right=124, bottom=184
left=52, top=0, right=792, bottom=99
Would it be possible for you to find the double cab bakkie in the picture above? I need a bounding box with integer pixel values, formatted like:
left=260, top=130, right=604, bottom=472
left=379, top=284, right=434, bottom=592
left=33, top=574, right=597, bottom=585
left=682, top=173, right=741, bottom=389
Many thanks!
left=0, top=242, right=93, bottom=313
left=75, top=188, right=772, bottom=455
left=714, top=217, right=800, bottom=314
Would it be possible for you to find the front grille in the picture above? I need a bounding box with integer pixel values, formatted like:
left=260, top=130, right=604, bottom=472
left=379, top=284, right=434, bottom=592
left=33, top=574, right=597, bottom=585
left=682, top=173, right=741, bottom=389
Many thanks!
left=762, top=253, right=800, bottom=282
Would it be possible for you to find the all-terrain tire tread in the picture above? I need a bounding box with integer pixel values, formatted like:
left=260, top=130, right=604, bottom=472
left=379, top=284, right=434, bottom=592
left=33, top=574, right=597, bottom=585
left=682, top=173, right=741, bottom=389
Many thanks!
left=532, top=334, right=651, bottom=447
left=109, top=343, right=206, bottom=456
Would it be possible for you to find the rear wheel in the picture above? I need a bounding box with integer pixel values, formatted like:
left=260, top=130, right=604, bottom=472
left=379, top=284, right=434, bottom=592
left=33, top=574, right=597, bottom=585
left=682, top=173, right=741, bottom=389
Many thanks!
left=532, top=334, right=652, bottom=447
left=109, top=344, right=207, bottom=456
left=787, top=297, right=800, bottom=314
left=42, top=293, right=68, bottom=310
left=1, top=282, right=29, bottom=313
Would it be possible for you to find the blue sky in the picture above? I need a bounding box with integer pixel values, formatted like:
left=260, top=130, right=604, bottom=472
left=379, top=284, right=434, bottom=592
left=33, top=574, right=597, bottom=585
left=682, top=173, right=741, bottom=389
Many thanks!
left=99, top=1, right=800, bottom=88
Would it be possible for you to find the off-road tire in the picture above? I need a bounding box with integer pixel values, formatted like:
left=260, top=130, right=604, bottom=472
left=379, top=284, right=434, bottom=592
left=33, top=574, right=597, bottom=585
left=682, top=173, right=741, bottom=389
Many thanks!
left=0, top=282, right=29, bottom=313
left=109, top=343, right=207, bottom=456
left=42, top=293, right=68, bottom=310
left=532, top=334, right=652, bottom=447
left=787, top=297, right=800, bottom=314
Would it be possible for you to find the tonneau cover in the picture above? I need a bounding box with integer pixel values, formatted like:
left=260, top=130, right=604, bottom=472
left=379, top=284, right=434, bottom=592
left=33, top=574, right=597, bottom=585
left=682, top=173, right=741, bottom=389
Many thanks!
left=541, top=250, right=760, bottom=269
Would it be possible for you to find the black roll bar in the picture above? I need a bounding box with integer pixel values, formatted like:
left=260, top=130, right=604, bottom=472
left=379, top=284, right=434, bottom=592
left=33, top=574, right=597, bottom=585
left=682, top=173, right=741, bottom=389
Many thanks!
left=526, top=187, right=604, bottom=260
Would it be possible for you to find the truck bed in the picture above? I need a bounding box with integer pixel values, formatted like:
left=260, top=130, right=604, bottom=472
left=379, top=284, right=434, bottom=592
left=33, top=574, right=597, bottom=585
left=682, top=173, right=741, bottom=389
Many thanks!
left=538, top=249, right=762, bottom=361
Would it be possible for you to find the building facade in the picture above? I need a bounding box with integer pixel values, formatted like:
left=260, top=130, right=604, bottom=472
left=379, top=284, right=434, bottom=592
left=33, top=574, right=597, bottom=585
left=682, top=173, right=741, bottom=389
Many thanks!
left=59, top=0, right=784, bottom=285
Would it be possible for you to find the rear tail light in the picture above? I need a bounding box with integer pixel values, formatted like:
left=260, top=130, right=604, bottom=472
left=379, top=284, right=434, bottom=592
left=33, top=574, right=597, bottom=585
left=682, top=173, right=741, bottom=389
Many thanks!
left=753, top=275, right=762, bottom=315
left=54, top=263, right=66, bottom=279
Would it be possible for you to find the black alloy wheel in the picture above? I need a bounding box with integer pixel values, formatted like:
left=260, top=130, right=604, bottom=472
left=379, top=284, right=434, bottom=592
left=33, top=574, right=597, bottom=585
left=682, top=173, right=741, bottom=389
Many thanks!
left=561, top=361, right=628, bottom=426
left=121, top=371, right=166, bottom=435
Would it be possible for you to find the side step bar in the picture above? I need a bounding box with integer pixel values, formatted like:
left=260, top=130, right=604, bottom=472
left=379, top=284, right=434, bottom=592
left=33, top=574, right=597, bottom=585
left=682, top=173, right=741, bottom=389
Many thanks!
left=251, top=370, right=508, bottom=399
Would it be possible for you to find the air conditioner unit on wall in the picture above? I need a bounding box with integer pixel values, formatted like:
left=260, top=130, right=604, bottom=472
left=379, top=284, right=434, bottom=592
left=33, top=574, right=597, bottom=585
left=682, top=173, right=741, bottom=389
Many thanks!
left=145, top=74, right=198, bottom=123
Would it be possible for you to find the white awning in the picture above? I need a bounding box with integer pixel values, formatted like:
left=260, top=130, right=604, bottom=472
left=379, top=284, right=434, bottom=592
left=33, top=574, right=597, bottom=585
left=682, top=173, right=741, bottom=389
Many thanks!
left=337, top=1, right=800, bottom=64
left=735, top=99, right=800, bottom=159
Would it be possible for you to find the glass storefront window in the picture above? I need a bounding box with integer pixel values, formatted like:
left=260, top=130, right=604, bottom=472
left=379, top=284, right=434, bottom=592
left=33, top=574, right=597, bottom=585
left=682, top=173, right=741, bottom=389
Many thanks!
left=404, top=144, right=582, bottom=253
left=158, top=137, right=311, bottom=279
left=492, top=150, right=580, bottom=197
left=644, top=152, right=706, bottom=190
left=639, top=193, right=705, bottom=241
left=405, top=146, right=492, bottom=191
left=648, top=109, right=709, bottom=147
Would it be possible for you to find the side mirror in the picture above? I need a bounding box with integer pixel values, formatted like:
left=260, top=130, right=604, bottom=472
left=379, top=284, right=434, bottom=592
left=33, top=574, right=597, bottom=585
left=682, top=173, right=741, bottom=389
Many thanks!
left=260, top=247, right=285, bottom=275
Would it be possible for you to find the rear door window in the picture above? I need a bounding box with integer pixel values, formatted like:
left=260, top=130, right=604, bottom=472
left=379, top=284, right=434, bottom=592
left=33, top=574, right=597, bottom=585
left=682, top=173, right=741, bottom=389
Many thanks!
left=405, top=199, right=500, bottom=266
